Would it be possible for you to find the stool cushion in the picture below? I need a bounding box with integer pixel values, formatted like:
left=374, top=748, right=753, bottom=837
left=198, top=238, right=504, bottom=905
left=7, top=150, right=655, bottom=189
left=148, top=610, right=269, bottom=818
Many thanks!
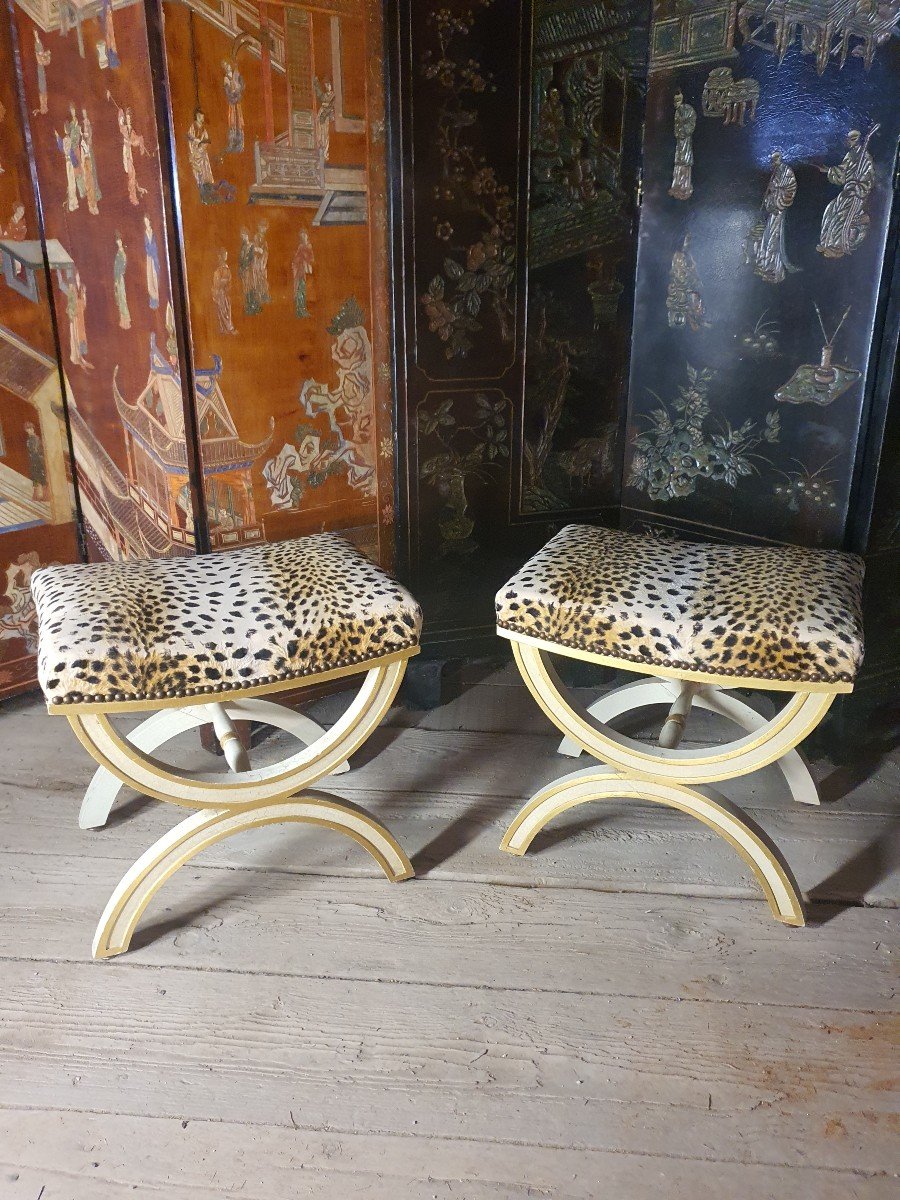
left=32, top=534, right=422, bottom=706
left=496, top=525, right=864, bottom=687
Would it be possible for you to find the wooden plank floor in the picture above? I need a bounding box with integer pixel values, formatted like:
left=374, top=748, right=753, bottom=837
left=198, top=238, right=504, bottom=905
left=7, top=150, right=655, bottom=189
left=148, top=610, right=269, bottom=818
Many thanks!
left=1, top=665, right=898, bottom=1198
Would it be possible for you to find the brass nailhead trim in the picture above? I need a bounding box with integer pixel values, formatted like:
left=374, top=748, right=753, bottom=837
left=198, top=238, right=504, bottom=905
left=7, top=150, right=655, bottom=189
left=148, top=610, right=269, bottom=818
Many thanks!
left=496, top=621, right=855, bottom=687
left=47, top=637, right=421, bottom=706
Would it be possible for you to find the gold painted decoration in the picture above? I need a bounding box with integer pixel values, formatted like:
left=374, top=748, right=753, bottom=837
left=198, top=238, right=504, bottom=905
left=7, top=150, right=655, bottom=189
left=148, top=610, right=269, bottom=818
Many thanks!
left=773, top=457, right=839, bottom=515
left=667, top=89, right=696, bottom=199
left=630, top=363, right=780, bottom=501
left=775, top=304, right=861, bottom=406
left=418, top=1, right=516, bottom=360
left=743, top=151, right=799, bottom=284
left=816, top=127, right=877, bottom=260
left=418, top=391, right=510, bottom=548
left=701, top=66, right=758, bottom=124
left=737, top=0, right=900, bottom=75
left=736, top=310, right=780, bottom=359
left=666, top=234, right=710, bottom=330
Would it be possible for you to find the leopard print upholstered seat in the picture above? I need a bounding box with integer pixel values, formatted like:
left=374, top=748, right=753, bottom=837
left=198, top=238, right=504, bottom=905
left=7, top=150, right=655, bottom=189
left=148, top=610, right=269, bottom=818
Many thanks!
left=496, top=525, right=864, bottom=689
left=32, top=534, right=422, bottom=708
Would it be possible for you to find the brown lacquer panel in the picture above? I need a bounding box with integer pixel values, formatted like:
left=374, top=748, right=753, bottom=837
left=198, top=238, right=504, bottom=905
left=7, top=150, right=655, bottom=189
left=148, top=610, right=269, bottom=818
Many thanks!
left=0, top=7, right=80, bottom=699
left=159, top=0, right=394, bottom=565
left=8, top=0, right=199, bottom=561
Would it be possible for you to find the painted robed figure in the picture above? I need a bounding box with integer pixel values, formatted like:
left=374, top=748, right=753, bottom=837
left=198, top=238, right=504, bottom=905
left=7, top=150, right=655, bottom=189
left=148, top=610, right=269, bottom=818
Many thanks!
left=292, top=229, right=314, bottom=318
left=668, top=91, right=696, bottom=200
left=745, top=152, right=798, bottom=284
left=817, top=129, right=877, bottom=259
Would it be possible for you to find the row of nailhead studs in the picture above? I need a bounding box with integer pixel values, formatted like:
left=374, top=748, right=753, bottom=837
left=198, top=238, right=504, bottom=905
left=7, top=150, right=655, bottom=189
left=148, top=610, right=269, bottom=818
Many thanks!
left=48, top=639, right=421, bottom=707
left=496, top=623, right=854, bottom=685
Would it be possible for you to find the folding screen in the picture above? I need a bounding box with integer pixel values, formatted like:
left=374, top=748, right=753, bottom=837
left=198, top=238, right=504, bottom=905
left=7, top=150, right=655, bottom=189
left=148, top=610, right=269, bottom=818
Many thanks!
left=158, top=0, right=395, bottom=564
left=3, top=0, right=395, bottom=575
left=0, top=9, right=80, bottom=698
left=6, top=0, right=203, bottom=561
left=390, top=0, right=650, bottom=654
left=623, top=0, right=900, bottom=553
left=390, top=0, right=900, bottom=713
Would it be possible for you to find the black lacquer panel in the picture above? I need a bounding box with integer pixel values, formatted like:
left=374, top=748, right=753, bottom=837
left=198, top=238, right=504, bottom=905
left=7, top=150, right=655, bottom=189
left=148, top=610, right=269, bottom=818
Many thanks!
left=392, top=0, right=650, bottom=653
left=623, top=0, right=900, bottom=550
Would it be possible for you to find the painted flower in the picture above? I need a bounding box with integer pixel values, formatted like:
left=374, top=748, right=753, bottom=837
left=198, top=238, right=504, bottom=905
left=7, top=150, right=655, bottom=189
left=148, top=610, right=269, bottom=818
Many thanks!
left=471, top=166, right=497, bottom=195
left=422, top=281, right=456, bottom=342
left=435, top=221, right=454, bottom=241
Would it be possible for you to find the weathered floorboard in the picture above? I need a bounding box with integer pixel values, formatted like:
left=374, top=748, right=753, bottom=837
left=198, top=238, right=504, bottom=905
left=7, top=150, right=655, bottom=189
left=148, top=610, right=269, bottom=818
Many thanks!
left=2, top=1110, right=896, bottom=1200
left=1, top=675, right=898, bottom=1198
left=1, top=959, right=898, bottom=1173
left=0, top=852, right=896, bottom=1012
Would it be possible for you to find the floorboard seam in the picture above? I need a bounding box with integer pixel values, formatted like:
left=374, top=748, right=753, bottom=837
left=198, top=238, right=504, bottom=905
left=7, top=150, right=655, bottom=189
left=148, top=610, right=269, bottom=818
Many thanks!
left=0, top=1107, right=891, bottom=1177
left=0, top=953, right=893, bottom=1013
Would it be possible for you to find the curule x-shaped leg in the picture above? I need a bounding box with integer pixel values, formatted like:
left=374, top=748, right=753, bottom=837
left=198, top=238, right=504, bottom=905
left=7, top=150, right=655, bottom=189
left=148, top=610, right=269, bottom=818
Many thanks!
left=78, top=698, right=350, bottom=830
left=76, top=659, right=413, bottom=958
left=501, top=764, right=805, bottom=927
left=557, top=679, right=820, bottom=805
left=92, top=791, right=414, bottom=959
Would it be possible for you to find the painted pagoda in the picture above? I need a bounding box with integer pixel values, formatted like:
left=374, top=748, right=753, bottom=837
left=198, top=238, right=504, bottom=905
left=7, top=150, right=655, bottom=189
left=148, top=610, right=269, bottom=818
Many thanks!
left=113, top=336, right=273, bottom=550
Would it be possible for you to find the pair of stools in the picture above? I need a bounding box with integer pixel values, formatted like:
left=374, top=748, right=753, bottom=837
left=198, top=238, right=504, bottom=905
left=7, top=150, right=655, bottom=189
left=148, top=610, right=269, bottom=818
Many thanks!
left=31, top=525, right=865, bottom=957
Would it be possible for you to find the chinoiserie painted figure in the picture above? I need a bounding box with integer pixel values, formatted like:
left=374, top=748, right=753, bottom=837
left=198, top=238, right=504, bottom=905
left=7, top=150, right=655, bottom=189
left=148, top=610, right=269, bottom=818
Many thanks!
left=223, top=61, right=245, bottom=154
left=817, top=128, right=877, bottom=259
left=144, top=215, right=160, bottom=310
left=54, top=127, right=79, bottom=212
left=113, top=234, right=131, bottom=330
left=251, top=221, right=271, bottom=308
left=668, top=90, right=696, bottom=200
left=100, top=0, right=120, bottom=69
left=62, top=272, right=91, bottom=370
left=110, top=96, right=149, bottom=206
left=65, top=106, right=84, bottom=201
left=745, top=152, right=798, bottom=284
left=292, top=228, right=315, bottom=318
left=212, top=248, right=237, bottom=334
left=33, top=31, right=50, bottom=116
left=24, top=423, right=47, bottom=502
left=80, top=109, right=101, bottom=215
left=187, top=108, right=215, bottom=200
left=667, top=234, right=709, bottom=330
left=238, top=227, right=261, bottom=315
left=314, top=77, right=336, bottom=160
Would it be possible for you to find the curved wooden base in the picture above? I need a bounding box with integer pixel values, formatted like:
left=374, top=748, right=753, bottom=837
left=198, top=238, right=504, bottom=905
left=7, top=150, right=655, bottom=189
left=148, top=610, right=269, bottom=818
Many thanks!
left=79, top=699, right=350, bottom=830
left=69, top=655, right=416, bottom=959
left=70, top=659, right=406, bottom=810
left=502, top=639, right=836, bottom=926
left=93, top=792, right=414, bottom=959
left=557, top=678, right=820, bottom=805
left=511, top=642, right=832, bottom=786
left=500, top=766, right=805, bottom=927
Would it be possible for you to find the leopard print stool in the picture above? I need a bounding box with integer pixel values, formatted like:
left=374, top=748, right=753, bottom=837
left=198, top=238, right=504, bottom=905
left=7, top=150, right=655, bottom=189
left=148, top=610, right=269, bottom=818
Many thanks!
left=496, top=525, right=865, bottom=926
left=32, top=534, right=422, bottom=958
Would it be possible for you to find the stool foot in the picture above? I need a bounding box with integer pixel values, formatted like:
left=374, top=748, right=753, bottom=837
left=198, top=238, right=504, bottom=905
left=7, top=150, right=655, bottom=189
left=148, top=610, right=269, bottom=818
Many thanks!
left=501, top=766, right=804, bottom=926
left=78, top=698, right=352, bottom=829
left=92, top=792, right=414, bottom=959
